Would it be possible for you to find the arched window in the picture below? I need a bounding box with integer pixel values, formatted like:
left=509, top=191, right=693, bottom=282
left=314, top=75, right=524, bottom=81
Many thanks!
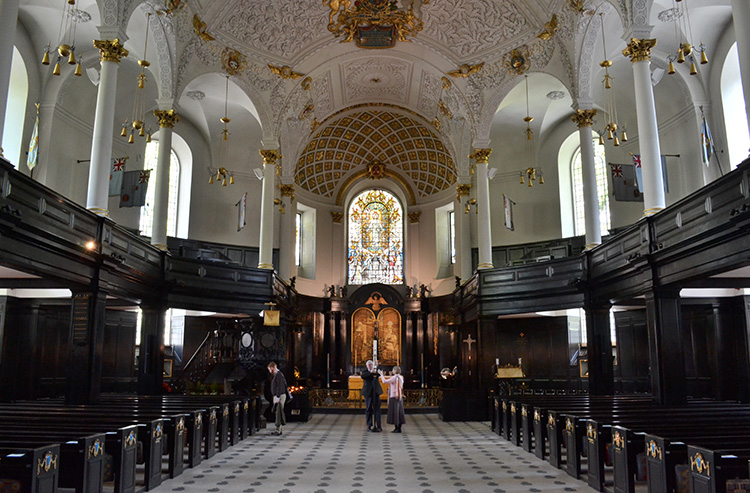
left=348, top=189, right=404, bottom=285
left=139, top=141, right=180, bottom=238
left=2, top=47, right=28, bottom=168
left=571, top=139, right=611, bottom=236
left=721, top=43, right=750, bottom=168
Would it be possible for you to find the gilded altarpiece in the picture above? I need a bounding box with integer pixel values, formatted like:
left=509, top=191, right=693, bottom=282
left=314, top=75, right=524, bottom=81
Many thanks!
left=351, top=306, right=401, bottom=368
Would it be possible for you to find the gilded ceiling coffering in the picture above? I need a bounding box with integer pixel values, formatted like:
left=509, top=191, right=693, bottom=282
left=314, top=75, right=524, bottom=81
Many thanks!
left=295, top=110, right=456, bottom=200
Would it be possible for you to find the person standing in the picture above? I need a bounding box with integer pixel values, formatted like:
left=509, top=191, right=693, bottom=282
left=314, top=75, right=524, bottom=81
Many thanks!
left=361, top=359, right=382, bottom=431
left=268, top=361, right=288, bottom=436
left=381, top=366, right=405, bottom=432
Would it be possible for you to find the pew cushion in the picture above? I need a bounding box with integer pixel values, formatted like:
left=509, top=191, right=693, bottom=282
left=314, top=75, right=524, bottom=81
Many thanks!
left=675, top=464, right=690, bottom=493
left=727, top=479, right=750, bottom=492
left=103, top=453, right=114, bottom=482
left=0, top=479, right=21, bottom=493
left=635, top=452, right=646, bottom=482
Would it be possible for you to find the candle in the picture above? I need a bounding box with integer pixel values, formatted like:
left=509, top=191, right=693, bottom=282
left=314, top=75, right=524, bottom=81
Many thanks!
left=327, top=353, right=330, bottom=388
left=496, top=358, right=500, bottom=365
left=421, top=353, right=425, bottom=388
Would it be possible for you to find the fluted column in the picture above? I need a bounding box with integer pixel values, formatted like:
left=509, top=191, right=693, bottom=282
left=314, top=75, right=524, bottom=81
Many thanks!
left=454, top=183, right=472, bottom=278
left=470, top=148, right=493, bottom=269
left=0, top=0, right=19, bottom=157
left=151, top=109, right=179, bottom=250
left=571, top=109, right=601, bottom=249
left=623, top=38, right=665, bottom=216
left=258, top=149, right=281, bottom=270
left=731, top=0, right=750, bottom=136
left=278, top=183, right=297, bottom=280
left=86, top=39, right=128, bottom=216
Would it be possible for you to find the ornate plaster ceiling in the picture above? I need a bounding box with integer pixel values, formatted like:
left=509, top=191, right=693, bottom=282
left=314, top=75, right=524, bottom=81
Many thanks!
left=295, top=108, right=456, bottom=203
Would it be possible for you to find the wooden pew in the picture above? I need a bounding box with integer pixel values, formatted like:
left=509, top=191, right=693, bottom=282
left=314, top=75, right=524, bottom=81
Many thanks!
left=0, top=445, right=61, bottom=493
left=688, top=444, right=750, bottom=493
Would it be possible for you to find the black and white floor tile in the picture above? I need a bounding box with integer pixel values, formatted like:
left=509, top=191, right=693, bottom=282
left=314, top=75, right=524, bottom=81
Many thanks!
left=152, top=414, right=587, bottom=493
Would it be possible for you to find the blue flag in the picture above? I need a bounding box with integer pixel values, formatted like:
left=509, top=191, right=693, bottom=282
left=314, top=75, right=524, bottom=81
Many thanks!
left=701, top=113, right=715, bottom=167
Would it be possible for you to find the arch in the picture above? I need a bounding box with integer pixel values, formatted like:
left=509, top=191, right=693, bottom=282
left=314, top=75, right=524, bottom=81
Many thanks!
left=347, top=189, right=405, bottom=286
left=721, top=43, right=750, bottom=168
left=2, top=46, right=29, bottom=168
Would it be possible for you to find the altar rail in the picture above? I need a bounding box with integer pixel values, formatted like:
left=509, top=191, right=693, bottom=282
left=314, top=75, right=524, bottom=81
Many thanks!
left=308, top=388, right=442, bottom=409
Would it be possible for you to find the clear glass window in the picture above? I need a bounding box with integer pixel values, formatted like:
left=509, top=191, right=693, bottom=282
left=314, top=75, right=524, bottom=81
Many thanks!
left=139, top=141, right=180, bottom=238
left=572, top=139, right=611, bottom=236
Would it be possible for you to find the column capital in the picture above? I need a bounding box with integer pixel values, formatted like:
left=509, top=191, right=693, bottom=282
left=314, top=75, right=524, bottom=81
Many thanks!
left=153, top=109, right=179, bottom=128
left=571, top=109, right=597, bottom=128
left=280, top=184, right=295, bottom=202
left=623, top=38, right=657, bottom=63
left=93, top=39, right=128, bottom=64
left=456, top=183, right=472, bottom=202
left=259, top=149, right=282, bottom=165
left=469, top=148, right=492, bottom=164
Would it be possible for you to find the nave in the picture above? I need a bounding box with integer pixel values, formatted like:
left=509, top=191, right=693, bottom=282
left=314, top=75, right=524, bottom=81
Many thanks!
left=150, top=414, right=582, bottom=493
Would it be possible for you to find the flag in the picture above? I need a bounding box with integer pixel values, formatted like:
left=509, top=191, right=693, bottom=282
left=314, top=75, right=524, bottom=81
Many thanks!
left=26, top=104, right=39, bottom=171
left=119, top=169, right=151, bottom=208
left=610, top=163, right=643, bottom=202
left=632, top=154, right=669, bottom=194
left=108, top=157, right=127, bottom=196
left=503, top=194, right=514, bottom=231
left=701, top=112, right=715, bottom=167
left=236, top=192, right=247, bottom=231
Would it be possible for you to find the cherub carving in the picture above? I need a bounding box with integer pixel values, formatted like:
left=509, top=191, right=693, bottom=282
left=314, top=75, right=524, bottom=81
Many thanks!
left=323, top=0, right=351, bottom=28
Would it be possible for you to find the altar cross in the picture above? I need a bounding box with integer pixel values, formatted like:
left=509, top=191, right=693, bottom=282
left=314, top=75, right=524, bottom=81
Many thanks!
left=463, top=334, right=475, bottom=352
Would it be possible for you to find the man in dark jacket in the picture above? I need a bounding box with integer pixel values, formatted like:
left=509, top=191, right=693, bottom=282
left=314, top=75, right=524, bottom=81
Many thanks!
left=361, top=359, right=383, bottom=431
left=268, top=362, right=288, bottom=436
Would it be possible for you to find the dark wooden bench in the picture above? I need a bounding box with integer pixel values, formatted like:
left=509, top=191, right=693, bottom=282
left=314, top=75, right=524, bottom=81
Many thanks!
left=688, top=444, right=750, bottom=493
left=0, top=445, right=61, bottom=493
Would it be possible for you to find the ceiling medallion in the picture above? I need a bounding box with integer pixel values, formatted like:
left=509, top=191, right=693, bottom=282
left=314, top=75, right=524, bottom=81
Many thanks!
left=657, top=8, right=682, bottom=23
left=366, top=160, right=387, bottom=179
left=67, top=9, right=91, bottom=23
left=221, top=48, right=245, bottom=76
left=186, top=90, right=205, bottom=101
left=325, top=0, right=427, bottom=49
left=503, top=47, right=530, bottom=75
left=546, top=90, right=565, bottom=100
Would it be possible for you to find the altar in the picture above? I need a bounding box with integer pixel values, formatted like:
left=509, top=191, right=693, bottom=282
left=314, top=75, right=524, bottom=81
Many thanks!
left=348, top=375, right=388, bottom=400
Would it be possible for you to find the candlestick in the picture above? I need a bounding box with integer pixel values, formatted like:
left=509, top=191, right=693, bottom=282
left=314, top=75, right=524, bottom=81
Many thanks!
left=327, top=353, right=330, bottom=388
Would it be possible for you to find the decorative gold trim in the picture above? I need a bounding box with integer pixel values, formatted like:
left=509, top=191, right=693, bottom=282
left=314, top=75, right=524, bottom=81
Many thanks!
left=260, top=149, right=282, bottom=165
left=154, top=422, right=163, bottom=440
left=537, top=14, right=558, bottom=41
left=521, top=406, right=528, bottom=417
left=301, top=77, right=312, bottom=90
left=613, top=431, right=624, bottom=450
left=504, top=47, right=530, bottom=75
left=565, top=418, right=574, bottom=431
left=87, top=207, right=110, bottom=217
left=587, top=423, right=597, bottom=442
left=192, top=14, right=215, bottom=42
left=125, top=430, right=137, bottom=447
left=152, top=243, right=168, bottom=251
left=93, top=39, right=128, bottom=64
left=244, top=401, right=249, bottom=411
left=176, top=417, right=185, bottom=434
left=447, top=63, right=484, bottom=78
left=441, top=77, right=452, bottom=90
left=584, top=243, right=600, bottom=250
left=331, top=211, right=344, bottom=223
left=623, top=38, right=658, bottom=63
left=469, top=148, right=492, bottom=164
left=334, top=169, right=416, bottom=206
left=571, top=109, right=597, bottom=128
left=690, top=452, right=709, bottom=476
left=268, top=64, right=305, bottom=80
left=196, top=413, right=203, bottom=427
left=88, top=439, right=103, bottom=459
left=437, top=100, right=453, bottom=119
left=366, top=160, right=386, bottom=179
left=37, top=452, right=58, bottom=476
left=280, top=184, right=295, bottom=202
left=510, top=403, right=516, bottom=414
left=647, top=440, right=663, bottom=460
left=154, top=109, right=179, bottom=128
left=326, top=0, right=425, bottom=46
left=643, top=206, right=664, bottom=216
left=477, top=262, right=494, bottom=269
left=547, top=414, right=555, bottom=426
left=210, top=409, right=217, bottom=423
left=258, top=263, right=274, bottom=270
left=221, top=47, right=245, bottom=76
left=408, top=211, right=421, bottom=223
left=223, top=406, right=230, bottom=417
left=533, top=410, right=540, bottom=422
left=456, top=183, right=471, bottom=202
left=502, top=401, right=507, bottom=411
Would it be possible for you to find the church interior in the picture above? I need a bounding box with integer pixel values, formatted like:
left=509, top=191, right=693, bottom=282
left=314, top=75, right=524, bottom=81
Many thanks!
left=1, top=0, right=750, bottom=491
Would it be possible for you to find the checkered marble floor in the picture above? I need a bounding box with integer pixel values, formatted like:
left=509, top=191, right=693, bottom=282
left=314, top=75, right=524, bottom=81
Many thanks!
left=151, top=414, right=589, bottom=493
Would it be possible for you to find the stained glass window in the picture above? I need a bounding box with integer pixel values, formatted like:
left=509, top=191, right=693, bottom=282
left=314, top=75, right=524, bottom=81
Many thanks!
left=348, top=189, right=403, bottom=285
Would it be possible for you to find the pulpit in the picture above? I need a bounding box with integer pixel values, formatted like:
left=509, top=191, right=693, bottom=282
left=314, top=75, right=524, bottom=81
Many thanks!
left=494, top=366, right=524, bottom=395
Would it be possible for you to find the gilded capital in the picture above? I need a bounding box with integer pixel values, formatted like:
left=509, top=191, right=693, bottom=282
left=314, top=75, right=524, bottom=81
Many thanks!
left=456, top=183, right=472, bottom=202
left=623, top=38, right=657, bottom=63
left=93, top=39, right=128, bottom=64
left=259, top=149, right=282, bottom=165
left=154, top=109, right=179, bottom=128
left=469, top=148, right=492, bottom=164
left=279, top=184, right=295, bottom=202
left=571, top=109, right=597, bottom=128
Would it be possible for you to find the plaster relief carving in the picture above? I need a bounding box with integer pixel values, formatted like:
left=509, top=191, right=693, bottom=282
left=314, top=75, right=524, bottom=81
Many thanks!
left=422, top=0, right=528, bottom=58
left=344, top=59, right=409, bottom=103
left=312, top=73, right=334, bottom=117
left=418, top=72, right=440, bottom=116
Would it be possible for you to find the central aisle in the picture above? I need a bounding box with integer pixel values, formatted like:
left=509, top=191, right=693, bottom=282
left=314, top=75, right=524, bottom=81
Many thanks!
left=152, top=414, right=586, bottom=492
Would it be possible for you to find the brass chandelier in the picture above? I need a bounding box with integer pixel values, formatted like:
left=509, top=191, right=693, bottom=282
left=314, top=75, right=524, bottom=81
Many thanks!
left=209, top=75, right=235, bottom=187
left=597, top=13, right=627, bottom=147
left=121, top=13, right=153, bottom=144
left=520, top=75, right=543, bottom=187
left=665, top=0, right=708, bottom=76
left=41, top=0, right=84, bottom=77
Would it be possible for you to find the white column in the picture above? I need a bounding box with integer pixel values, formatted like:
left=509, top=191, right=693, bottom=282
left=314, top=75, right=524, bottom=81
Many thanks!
left=277, top=183, right=296, bottom=280
left=0, top=0, right=19, bottom=156
left=454, top=183, right=472, bottom=279
left=471, top=149, right=493, bottom=269
left=572, top=109, right=602, bottom=249
left=623, top=38, right=665, bottom=216
left=731, top=0, right=750, bottom=136
left=86, top=40, right=128, bottom=216
left=151, top=110, right=178, bottom=250
left=258, top=149, right=281, bottom=270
